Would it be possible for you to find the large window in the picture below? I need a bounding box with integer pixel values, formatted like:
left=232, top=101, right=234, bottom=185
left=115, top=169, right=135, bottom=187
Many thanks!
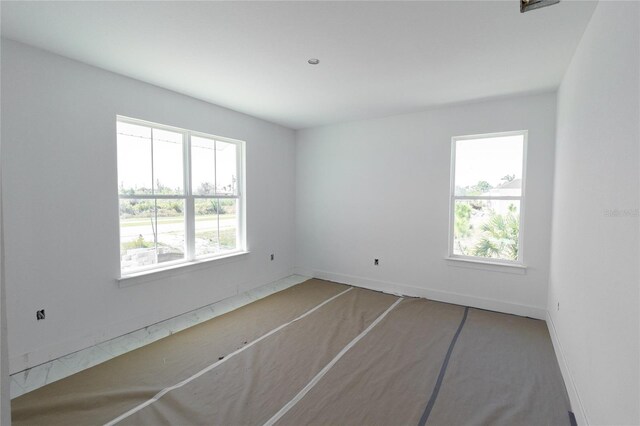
left=117, top=117, right=245, bottom=275
left=449, top=131, right=527, bottom=264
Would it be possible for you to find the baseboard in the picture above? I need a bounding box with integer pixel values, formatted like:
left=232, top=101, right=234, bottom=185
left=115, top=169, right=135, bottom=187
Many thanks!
left=10, top=269, right=298, bottom=374
left=9, top=273, right=309, bottom=397
left=296, top=268, right=546, bottom=320
left=546, top=311, right=589, bottom=425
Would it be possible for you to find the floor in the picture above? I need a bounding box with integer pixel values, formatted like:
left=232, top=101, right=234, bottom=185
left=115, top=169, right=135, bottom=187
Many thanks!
left=11, top=279, right=573, bottom=426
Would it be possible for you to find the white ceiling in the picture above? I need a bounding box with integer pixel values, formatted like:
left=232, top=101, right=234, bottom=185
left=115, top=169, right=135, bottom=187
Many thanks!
left=1, top=1, right=596, bottom=129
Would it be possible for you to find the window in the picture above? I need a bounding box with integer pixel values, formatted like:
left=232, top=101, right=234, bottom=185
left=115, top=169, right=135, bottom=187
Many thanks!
left=449, top=131, right=527, bottom=264
left=117, top=117, right=245, bottom=275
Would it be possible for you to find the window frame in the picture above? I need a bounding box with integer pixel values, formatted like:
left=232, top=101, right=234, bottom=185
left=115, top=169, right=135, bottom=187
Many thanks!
left=447, top=130, right=528, bottom=266
left=116, top=115, right=246, bottom=277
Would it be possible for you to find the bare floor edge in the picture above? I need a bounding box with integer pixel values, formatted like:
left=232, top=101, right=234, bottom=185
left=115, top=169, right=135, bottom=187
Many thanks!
left=11, top=279, right=349, bottom=426
left=12, top=278, right=572, bottom=426
left=10, top=274, right=311, bottom=396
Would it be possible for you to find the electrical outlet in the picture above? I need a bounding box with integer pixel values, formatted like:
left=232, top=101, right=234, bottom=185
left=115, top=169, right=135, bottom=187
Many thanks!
left=270, top=254, right=274, bottom=261
left=374, top=259, right=379, bottom=266
left=36, top=309, right=45, bottom=320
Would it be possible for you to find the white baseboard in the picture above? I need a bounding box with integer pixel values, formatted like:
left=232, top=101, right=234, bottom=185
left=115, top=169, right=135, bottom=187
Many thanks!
left=9, top=273, right=309, bottom=397
left=297, top=268, right=546, bottom=320
left=10, top=271, right=299, bottom=374
left=546, top=311, right=589, bottom=425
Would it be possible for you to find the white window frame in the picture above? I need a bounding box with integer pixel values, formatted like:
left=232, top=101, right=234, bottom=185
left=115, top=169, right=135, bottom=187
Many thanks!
left=448, top=130, right=528, bottom=267
left=117, top=115, right=247, bottom=277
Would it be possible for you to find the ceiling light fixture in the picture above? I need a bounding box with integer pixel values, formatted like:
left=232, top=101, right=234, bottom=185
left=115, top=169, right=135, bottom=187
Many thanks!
left=308, top=58, right=320, bottom=65
left=520, top=0, right=560, bottom=13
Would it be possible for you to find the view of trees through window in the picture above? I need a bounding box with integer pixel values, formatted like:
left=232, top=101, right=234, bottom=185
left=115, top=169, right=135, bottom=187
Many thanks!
left=117, top=119, right=242, bottom=274
left=451, top=133, right=525, bottom=262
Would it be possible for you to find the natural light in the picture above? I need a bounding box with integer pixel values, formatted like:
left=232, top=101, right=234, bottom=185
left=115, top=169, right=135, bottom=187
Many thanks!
left=450, top=132, right=526, bottom=263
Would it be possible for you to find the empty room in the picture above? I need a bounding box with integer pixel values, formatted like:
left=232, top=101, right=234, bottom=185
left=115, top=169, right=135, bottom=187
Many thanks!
left=0, top=0, right=638, bottom=425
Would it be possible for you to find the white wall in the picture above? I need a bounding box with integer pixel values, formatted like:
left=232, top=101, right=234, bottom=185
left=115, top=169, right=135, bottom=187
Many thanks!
left=296, top=92, right=557, bottom=318
left=548, top=2, right=640, bottom=425
left=0, top=45, right=11, bottom=422
left=1, top=39, right=297, bottom=374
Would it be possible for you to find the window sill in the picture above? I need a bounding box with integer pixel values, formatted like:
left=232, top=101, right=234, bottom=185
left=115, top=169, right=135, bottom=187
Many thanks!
left=118, top=251, right=250, bottom=288
left=445, top=257, right=527, bottom=275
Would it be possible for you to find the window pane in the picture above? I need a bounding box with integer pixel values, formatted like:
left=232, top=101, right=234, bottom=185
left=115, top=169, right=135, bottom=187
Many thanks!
left=119, top=198, right=185, bottom=272
left=156, top=199, right=185, bottom=263
left=117, top=122, right=152, bottom=195
left=453, top=200, right=520, bottom=261
left=218, top=198, right=238, bottom=251
left=194, top=198, right=238, bottom=257
left=120, top=198, right=157, bottom=272
left=454, top=135, right=523, bottom=196
left=216, top=141, right=238, bottom=195
left=194, top=198, right=219, bottom=257
left=153, top=128, right=184, bottom=195
left=192, top=136, right=216, bottom=195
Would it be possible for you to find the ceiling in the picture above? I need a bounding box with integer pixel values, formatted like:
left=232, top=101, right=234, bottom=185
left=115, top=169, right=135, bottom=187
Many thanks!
left=1, top=1, right=596, bottom=129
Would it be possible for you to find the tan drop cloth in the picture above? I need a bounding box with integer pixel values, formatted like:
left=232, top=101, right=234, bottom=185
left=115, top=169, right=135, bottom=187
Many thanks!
left=12, top=279, right=572, bottom=426
left=11, top=279, right=350, bottom=426
left=273, top=302, right=571, bottom=426
left=425, top=308, right=571, bottom=426
left=120, top=287, right=397, bottom=425
left=275, top=298, right=467, bottom=425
